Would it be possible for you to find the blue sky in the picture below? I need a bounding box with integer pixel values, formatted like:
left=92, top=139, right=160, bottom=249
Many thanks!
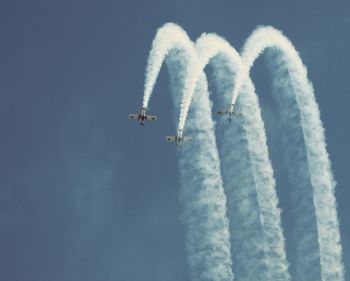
left=0, top=1, right=349, bottom=280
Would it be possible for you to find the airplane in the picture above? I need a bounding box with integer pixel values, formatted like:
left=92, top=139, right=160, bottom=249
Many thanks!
left=218, top=104, right=242, bottom=122
left=128, top=107, right=157, bottom=126
left=166, top=129, right=193, bottom=146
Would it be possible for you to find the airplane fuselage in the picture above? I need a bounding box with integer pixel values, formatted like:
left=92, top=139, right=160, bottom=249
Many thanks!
left=175, top=136, right=184, bottom=144
left=139, top=114, right=146, bottom=125
left=175, top=131, right=184, bottom=143
left=228, top=111, right=233, bottom=122
left=139, top=108, right=147, bottom=125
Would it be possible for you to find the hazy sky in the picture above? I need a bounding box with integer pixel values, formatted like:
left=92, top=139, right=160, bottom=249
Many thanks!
left=0, top=1, right=349, bottom=280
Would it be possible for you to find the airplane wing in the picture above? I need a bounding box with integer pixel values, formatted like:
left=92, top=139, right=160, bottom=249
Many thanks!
left=128, top=114, right=139, bottom=120
left=146, top=115, right=157, bottom=121
left=166, top=136, right=176, bottom=142
left=183, top=136, right=193, bottom=142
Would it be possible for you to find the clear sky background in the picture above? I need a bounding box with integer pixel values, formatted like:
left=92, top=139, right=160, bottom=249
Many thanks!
left=0, top=1, right=349, bottom=280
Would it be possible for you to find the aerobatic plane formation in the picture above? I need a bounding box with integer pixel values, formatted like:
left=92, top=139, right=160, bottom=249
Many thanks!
left=129, top=103, right=240, bottom=146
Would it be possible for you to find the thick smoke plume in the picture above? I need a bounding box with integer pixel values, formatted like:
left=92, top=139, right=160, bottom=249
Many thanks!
left=240, top=26, right=344, bottom=281
left=144, top=24, right=234, bottom=281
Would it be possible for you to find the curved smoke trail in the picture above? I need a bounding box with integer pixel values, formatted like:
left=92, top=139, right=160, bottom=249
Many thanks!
left=142, top=22, right=344, bottom=281
left=142, top=23, right=201, bottom=131
left=240, top=26, right=344, bottom=281
left=142, top=22, right=197, bottom=110
left=194, top=34, right=290, bottom=281
left=143, top=23, right=234, bottom=281
left=194, top=33, right=245, bottom=111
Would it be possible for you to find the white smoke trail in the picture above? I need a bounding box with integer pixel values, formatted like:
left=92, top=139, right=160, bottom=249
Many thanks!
left=143, top=23, right=234, bottom=281
left=195, top=33, right=245, bottom=110
left=142, top=23, right=200, bottom=132
left=143, top=22, right=195, bottom=108
left=241, top=26, right=344, bottom=281
left=195, top=34, right=290, bottom=281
